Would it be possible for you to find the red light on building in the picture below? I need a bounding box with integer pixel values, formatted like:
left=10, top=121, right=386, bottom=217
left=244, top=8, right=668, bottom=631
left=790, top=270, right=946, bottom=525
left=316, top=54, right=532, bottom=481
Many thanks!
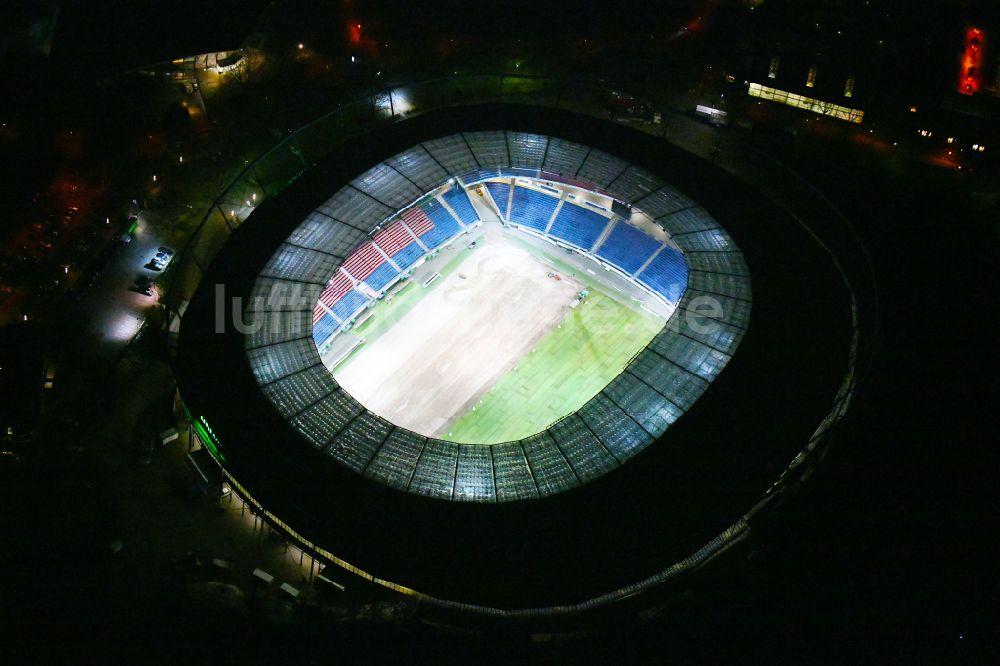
left=349, top=22, right=362, bottom=44
left=958, top=27, right=984, bottom=95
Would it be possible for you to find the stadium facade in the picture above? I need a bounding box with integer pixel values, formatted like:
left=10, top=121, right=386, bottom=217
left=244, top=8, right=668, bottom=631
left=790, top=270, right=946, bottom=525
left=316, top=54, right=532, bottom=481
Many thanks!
left=169, top=77, right=872, bottom=614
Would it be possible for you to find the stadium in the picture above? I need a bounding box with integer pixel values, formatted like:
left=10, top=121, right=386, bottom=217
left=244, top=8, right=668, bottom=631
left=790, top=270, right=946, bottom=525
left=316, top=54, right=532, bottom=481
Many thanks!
left=315, top=172, right=693, bottom=451
left=255, top=134, right=745, bottom=498
left=171, top=78, right=868, bottom=614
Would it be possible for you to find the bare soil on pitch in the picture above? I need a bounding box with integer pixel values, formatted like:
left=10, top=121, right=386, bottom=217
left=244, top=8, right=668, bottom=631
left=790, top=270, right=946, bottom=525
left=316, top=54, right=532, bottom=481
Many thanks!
left=334, top=238, right=581, bottom=438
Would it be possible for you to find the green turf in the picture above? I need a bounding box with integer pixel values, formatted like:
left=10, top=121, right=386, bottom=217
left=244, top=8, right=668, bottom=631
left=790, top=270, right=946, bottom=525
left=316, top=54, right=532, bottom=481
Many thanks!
left=442, top=289, right=663, bottom=444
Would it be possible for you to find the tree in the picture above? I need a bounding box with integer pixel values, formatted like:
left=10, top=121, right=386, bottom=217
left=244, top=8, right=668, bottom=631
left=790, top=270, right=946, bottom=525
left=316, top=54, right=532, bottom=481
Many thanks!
left=222, top=49, right=262, bottom=92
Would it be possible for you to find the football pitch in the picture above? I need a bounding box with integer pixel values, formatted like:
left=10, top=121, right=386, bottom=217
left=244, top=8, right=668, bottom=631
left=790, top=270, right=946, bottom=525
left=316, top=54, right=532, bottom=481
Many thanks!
left=443, top=288, right=663, bottom=443
left=332, top=225, right=664, bottom=444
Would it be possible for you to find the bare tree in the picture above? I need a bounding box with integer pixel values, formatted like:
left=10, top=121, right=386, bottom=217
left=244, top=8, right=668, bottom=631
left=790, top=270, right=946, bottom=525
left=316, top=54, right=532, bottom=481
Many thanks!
left=222, top=49, right=261, bottom=91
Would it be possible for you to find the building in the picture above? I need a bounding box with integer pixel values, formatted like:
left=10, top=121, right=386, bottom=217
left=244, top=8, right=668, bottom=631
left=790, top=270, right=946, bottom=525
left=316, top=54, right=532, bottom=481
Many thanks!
left=730, top=1, right=890, bottom=125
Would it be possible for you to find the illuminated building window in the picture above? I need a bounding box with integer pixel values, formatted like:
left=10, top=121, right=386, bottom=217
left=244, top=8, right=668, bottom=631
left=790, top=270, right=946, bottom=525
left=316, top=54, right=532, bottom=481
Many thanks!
left=747, top=83, right=864, bottom=123
left=806, top=65, right=817, bottom=88
left=844, top=75, right=855, bottom=98
left=768, top=56, right=780, bottom=79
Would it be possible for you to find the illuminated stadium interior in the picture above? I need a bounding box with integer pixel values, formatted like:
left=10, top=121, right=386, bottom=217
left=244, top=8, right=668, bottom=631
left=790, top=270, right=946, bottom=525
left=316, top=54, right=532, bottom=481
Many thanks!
left=247, top=131, right=750, bottom=501
left=320, top=178, right=682, bottom=444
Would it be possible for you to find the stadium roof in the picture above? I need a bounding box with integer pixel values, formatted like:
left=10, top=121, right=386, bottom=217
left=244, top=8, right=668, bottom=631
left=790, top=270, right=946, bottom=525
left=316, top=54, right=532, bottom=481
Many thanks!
left=246, top=132, right=751, bottom=502
left=175, top=104, right=853, bottom=608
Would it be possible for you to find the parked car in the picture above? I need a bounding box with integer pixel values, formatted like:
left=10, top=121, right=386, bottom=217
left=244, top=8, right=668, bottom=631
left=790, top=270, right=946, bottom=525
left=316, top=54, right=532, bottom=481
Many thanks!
left=148, top=249, right=172, bottom=270
left=130, top=274, right=155, bottom=295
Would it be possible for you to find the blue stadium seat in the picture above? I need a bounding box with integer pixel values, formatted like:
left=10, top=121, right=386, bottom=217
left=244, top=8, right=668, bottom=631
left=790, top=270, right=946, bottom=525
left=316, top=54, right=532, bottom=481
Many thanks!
left=331, top=290, right=368, bottom=321
left=364, top=261, right=399, bottom=291
left=312, top=313, right=340, bottom=347
left=485, top=182, right=511, bottom=218
left=420, top=199, right=463, bottom=248
left=595, top=221, right=663, bottom=274
left=637, top=247, right=688, bottom=303
left=392, top=241, right=424, bottom=270
left=548, top=202, right=610, bottom=251
left=441, top=187, right=480, bottom=226
left=509, top=186, right=558, bottom=232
